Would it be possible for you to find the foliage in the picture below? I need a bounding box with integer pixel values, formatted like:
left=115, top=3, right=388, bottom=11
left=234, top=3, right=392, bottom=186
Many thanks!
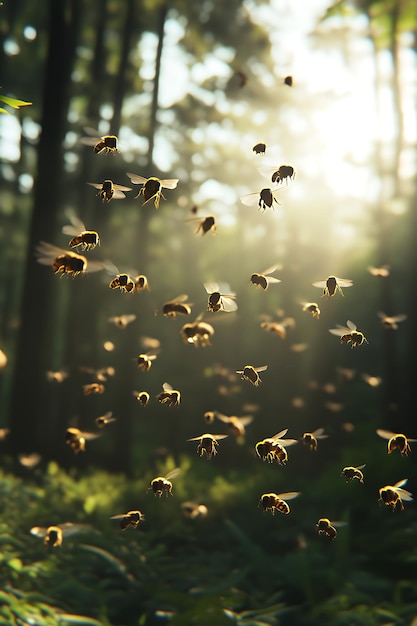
left=0, top=93, right=32, bottom=114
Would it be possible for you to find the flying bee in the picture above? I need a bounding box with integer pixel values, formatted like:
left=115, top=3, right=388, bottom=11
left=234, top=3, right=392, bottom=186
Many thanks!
left=341, top=464, right=366, bottom=483
left=215, top=413, right=253, bottom=438
left=204, top=282, right=238, bottom=313
left=259, top=492, right=300, bottom=515
left=18, top=453, right=42, bottom=469
left=236, top=365, right=267, bottom=386
left=379, top=479, right=413, bottom=511
left=187, top=215, right=216, bottom=236
left=378, top=312, right=407, bottom=330
left=134, top=274, right=149, bottom=292
left=80, top=132, right=120, bottom=154
left=162, top=294, right=192, bottom=318
left=252, top=142, right=266, bottom=155
left=110, top=510, right=145, bottom=530
left=284, top=75, right=293, bottom=86
left=255, top=429, right=298, bottom=465
left=126, top=173, right=179, bottom=209
left=181, top=502, right=208, bottom=519
left=316, top=518, right=347, bottom=541
left=0, top=428, right=10, bottom=441
left=362, top=373, right=382, bottom=387
left=157, top=382, right=181, bottom=407
left=188, top=433, right=228, bottom=460
left=368, top=265, right=390, bottom=277
left=204, top=411, right=216, bottom=424
left=149, top=468, right=181, bottom=497
left=302, top=302, right=320, bottom=319
left=87, top=179, right=132, bottom=202
left=301, top=428, right=328, bottom=452
left=133, top=390, right=150, bottom=406
left=181, top=321, right=215, bottom=347
left=36, top=242, right=104, bottom=277
left=83, top=383, right=105, bottom=395
left=95, top=411, right=116, bottom=428
left=376, top=429, right=417, bottom=456
left=329, top=320, right=368, bottom=348
left=30, top=523, right=87, bottom=548
left=46, top=370, right=68, bottom=383
left=136, top=352, right=157, bottom=372
left=66, top=428, right=100, bottom=454
left=108, top=314, right=136, bottom=329
left=240, top=187, right=281, bottom=212
left=312, top=275, right=353, bottom=297
left=250, top=265, right=281, bottom=290
left=62, top=215, right=100, bottom=252
left=109, top=273, right=136, bottom=293
left=260, top=319, right=293, bottom=340
left=258, top=164, right=295, bottom=185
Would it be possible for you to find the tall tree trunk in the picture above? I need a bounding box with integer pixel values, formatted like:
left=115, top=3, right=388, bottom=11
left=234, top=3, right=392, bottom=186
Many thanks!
left=8, top=0, right=81, bottom=458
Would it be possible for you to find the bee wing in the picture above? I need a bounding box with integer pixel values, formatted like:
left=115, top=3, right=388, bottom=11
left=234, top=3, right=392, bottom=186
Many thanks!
left=212, top=434, right=228, bottom=440
left=356, top=464, right=366, bottom=470
left=276, top=492, right=300, bottom=501
left=126, top=172, right=148, bottom=185
left=87, top=182, right=105, bottom=191
left=312, top=280, right=327, bottom=288
left=255, top=365, right=268, bottom=372
left=110, top=513, right=127, bottom=520
left=160, top=178, right=179, bottom=190
left=332, top=521, right=348, bottom=528
left=239, top=416, right=254, bottom=426
left=329, top=327, right=350, bottom=337
left=113, top=183, right=133, bottom=192
left=378, top=312, right=388, bottom=320
left=85, top=260, right=105, bottom=274
left=261, top=264, right=282, bottom=275
left=335, top=278, right=353, bottom=287
left=346, top=320, right=357, bottom=331
left=188, top=435, right=204, bottom=441
left=279, top=438, right=298, bottom=447
left=391, top=314, right=407, bottom=323
left=30, top=526, right=48, bottom=538
left=167, top=294, right=189, bottom=304
left=311, top=428, right=326, bottom=437
left=272, top=429, right=288, bottom=440
left=112, top=189, right=128, bottom=200
left=393, top=479, right=408, bottom=489
left=215, top=412, right=231, bottom=423
left=240, top=192, right=261, bottom=206
left=62, top=225, right=82, bottom=237
left=376, top=429, right=395, bottom=440
left=81, top=432, right=101, bottom=441
left=64, top=212, right=87, bottom=232
left=80, top=136, right=101, bottom=146
left=265, top=277, right=282, bottom=285
left=164, top=467, right=181, bottom=481
left=36, top=241, right=67, bottom=262
left=396, top=488, right=413, bottom=501
left=162, top=382, right=173, bottom=391
left=103, top=260, right=120, bottom=276
left=204, top=281, right=220, bottom=294
left=60, top=522, right=88, bottom=537
left=221, top=296, right=238, bottom=312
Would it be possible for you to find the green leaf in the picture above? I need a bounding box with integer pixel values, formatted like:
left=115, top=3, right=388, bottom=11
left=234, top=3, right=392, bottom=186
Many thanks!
left=0, top=94, right=32, bottom=109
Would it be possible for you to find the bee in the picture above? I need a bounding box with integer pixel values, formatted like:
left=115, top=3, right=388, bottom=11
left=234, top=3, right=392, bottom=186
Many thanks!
left=260, top=318, right=294, bottom=340
left=30, top=523, right=87, bottom=547
left=376, top=429, right=417, bottom=456
left=66, top=428, right=100, bottom=454
left=283, top=75, right=293, bottom=87
left=0, top=428, right=10, bottom=441
left=379, top=479, right=413, bottom=511
left=36, top=242, right=104, bottom=277
left=149, top=468, right=181, bottom=497
left=252, top=142, right=266, bottom=155
left=204, top=282, right=238, bottom=313
left=134, top=274, right=149, bottom=292
left=312, top=275, right=353, bottom=297
left=162, top=294, right=192, bottom=318
left=255, top=429, right=298, bottom=465
left=62, top=215, right=100, bottom=252
left=181, top=321, right=215, bottom=347
left=18, top=453, right=42, bottom=469
left=361, top=373, right=382, bottom=387
left=378, top=312, right=407, bottom=330
left=204, top=411, right=216, bottom=424
left=336, top=367, right=356, bottom=381
left=109, top=273, right=136, bottom=293
left=95, top=411, right=116, bottom=428
left=136, top=352, right=157, bottom=372
left=108, top=314, right=137, bottom=329
left=181, top=502, right=208, bottom=519
left=368, top=265, right=390, bottom=277
left=157, top=382, right=181, bottom=407
left=46, top=370, right=68, bottom=383
left=302, top=428, right=328, bottom=452
left=236, top=365, right=267, bottom=386
left=240, top=187, right=281, bottom=212
left=316, top=518, right=347, bottom=541
left=215, top=413, right=253, bottom=438
left=133, top=390, right=150, bottom=406
left=187, top=215, right=216, bottom=236
left=80, top=132, right=120, bottom=154
left=83, top=383, right=105, bottom=395
left=259, top=491, right=300, bottom=515
left=87, top=179, right=132, bottom=202
left=250, top=265, right=281, bottom=290
left=110, top=510, right=145, bottom=530
left=302, top=302, right=320, bottom=319
left=329, top=320, right=368, bottom=348
left=341, top=464, right=366, bottom=483
left=188, top=433, right=228, bottom=459
left=126, top=173, right=179, bottom=209
left=258, top=164, right=295, bottom=185
left=0, top=350, right=7, bottom=369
